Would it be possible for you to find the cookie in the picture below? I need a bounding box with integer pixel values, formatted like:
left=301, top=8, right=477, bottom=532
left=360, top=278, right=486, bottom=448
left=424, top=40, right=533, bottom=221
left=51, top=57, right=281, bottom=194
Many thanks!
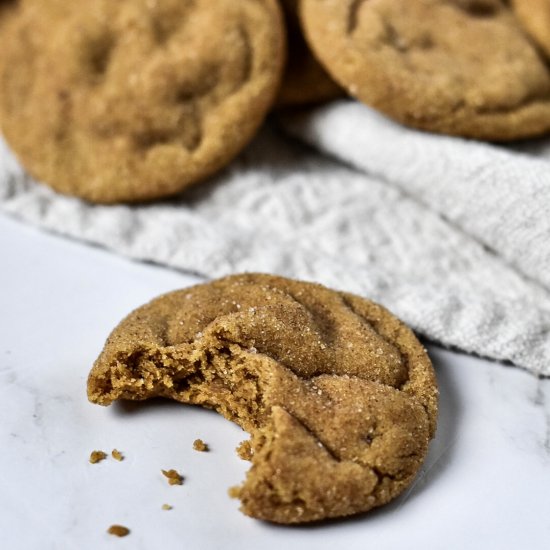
left=88, top=273, right=438, bottom=524
left=301, top=0, right=550, bottom=140
left=0, top=0, right=285, bottom=203
left=277, top=0, right=343, bottom=106
left=512, top=0, right=550, bottom=58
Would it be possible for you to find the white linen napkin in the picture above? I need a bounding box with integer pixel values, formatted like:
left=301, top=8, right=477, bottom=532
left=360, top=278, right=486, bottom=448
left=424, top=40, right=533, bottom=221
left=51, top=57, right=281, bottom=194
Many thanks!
left=1, top=100, right=549, bottom=376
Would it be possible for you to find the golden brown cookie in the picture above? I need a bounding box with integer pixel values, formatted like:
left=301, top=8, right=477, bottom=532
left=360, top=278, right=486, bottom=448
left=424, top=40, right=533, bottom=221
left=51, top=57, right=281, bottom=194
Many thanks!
left=88, top=273, right=438, bottom=524
left=301, top=0, right=550, bottom=140
left=0, top=0, right=285, bottom=203
left=277, top=0, right=343, bottom=106
left=512, top=0, right=550, bottom=57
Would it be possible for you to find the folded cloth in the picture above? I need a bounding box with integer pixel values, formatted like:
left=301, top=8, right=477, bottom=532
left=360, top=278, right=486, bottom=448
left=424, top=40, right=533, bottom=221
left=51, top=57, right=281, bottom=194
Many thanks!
left=1, top=100, right=549, bottom=376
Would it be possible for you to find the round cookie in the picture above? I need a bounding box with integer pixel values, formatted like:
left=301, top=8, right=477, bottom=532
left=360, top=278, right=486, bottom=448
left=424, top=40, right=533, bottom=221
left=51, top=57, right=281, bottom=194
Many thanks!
left=512, top=0, right=550, bottom=57
left=0, top=0, right=285, bottom=203
left=277, top=0, right=343, bottom=106
left=301, top=0, right=550, bottom=140
left=88, top=273, right=438, bottom=524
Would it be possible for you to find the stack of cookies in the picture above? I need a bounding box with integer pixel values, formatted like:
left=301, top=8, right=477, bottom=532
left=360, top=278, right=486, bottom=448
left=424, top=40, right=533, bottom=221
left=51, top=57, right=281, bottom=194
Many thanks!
left=2, top=0, right=550, bottom=204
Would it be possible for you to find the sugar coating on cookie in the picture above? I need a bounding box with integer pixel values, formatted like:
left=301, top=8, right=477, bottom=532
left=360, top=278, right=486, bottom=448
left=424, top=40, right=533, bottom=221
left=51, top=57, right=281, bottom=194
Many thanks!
left=88, top=274, right=438, bottom=524
left=0, top=0, right=285, bottom=203
left=301, top=0, right=550, bottom=140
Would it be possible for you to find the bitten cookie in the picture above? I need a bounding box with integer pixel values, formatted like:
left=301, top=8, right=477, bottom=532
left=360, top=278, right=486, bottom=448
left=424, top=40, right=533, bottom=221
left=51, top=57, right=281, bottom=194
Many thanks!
left=512, top=0, right=550, bottom=58
left=277, top=0, right=343, bottom=106
left=88, top=273, right=438, bottom=524
left=0, top=0, right=285, bottom=203
left=301, top=0, right=550, bottom=140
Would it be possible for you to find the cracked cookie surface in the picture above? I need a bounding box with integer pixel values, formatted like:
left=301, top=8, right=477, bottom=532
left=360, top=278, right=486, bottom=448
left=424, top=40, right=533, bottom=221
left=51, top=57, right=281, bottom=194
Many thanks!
left=88, top=273, right=438, bottom=523
left=301, top=0, right=550, bottom=140
left=0, top=0, right=285, bottom=203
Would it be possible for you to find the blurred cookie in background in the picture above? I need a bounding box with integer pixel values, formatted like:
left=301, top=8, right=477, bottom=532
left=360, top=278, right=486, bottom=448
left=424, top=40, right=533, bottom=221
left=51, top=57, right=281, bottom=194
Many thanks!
left=277, top=0, right=343, bottom=107
left=301, top=0, right=550, bottom=140
left=0, top=0, right=285, bottom=203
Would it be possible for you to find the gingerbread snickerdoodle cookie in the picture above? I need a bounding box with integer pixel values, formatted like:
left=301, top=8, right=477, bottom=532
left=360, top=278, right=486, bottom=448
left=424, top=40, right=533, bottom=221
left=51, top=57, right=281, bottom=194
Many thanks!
left=277, top=0, right=343, bottom=106
left=301, top=0, right=550, bottom=140
left=88, top=274, right=438, bottom=524
left=512, top=0, right=550, bottom=58
left=0, top=0, right=285, bottom=203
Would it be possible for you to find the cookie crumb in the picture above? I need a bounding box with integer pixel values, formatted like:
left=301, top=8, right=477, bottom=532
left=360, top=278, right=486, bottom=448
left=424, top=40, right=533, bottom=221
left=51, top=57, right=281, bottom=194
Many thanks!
left=111, top=449, right=124, bottom=461
left=162, top=504, right=173, bottom=511
left=193, top=439, right=208, bottom=452
left=162, top=469, right=184, bottom=485
left=107, top=525, right=130, bottom=537
left=228, top=486, right=241, bottom=499
left=236, top=440, right=253, bottom=461
left=89, top=450, right=107, bottom=464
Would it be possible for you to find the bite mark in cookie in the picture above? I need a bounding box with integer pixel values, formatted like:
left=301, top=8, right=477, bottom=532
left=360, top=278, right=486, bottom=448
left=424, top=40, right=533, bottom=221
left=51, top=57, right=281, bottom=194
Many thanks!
left=87, top=274, right=438, bottom=524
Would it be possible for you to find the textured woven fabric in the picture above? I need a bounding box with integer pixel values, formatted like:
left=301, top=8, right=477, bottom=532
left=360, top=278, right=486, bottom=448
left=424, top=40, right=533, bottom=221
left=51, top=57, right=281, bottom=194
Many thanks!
left=1, top=100, right=549, bottom=375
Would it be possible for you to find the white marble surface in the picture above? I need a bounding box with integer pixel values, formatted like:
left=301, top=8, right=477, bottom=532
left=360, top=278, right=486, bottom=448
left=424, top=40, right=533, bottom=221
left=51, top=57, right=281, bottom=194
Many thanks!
left=1, top=213, right=549, bottom=550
